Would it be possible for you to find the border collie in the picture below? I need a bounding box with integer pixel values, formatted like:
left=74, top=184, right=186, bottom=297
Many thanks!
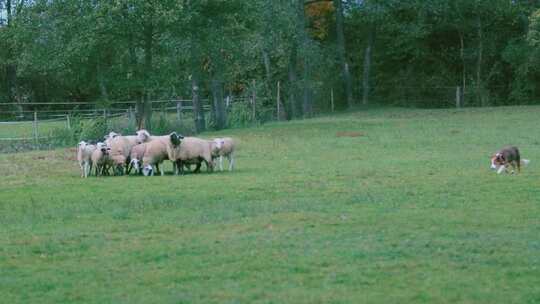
left=491, top=146, right=530, bottom=174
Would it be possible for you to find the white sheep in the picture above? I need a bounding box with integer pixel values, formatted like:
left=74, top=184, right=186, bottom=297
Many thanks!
left=136, top=129, right=180, bottom=175
left=211, top=137, right=236, bottom=171
left=91, top=142, right=113, bottom=176
left=106, top=132, right=139, bottom=175
left=140, top=139, right=170, bottom=176
left=77, top=141, right=96, bottom=178
left=167, top=133, right=214, bottom=175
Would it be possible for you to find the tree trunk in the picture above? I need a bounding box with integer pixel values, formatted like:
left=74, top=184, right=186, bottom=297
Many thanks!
left=192, top=78, right=205, bottom=133
left=334, top=0, right=354, bottom=109
left=297, top=0, right=312, bottom=117
left=287, top=44, right=298, bottom=120
left=476, top=16, right=484, bottom=106
left=97, top=63, right=109, bottom=101
left=362, top=25, right=374, bottom=106
left=143, top=21, right=154, bottom=131
left=136, top=94, right=144, bottom=129
left=302, top=57, right=312, bottom=118
left=459, top=31, right=466, bottom=105
left=211, top=79, right=226, bottom=130
left=296, top=0, right=311, bottom=118
left=262, top=49, right=272, bottom=97
left=5, top=0, right=17, bottom=105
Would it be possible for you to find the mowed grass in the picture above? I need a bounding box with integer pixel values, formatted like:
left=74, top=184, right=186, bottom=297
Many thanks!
left=1, top=106, right=540, bottom=303
left=0, top=120, right=67, bottom=138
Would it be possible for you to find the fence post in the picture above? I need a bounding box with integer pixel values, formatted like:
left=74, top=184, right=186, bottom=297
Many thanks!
left=66, top=114, right=71, bottom=130
left=276, top=81, right=281, bottom=121
left=456, top=86, right=462, bottom=108
left=252, top=80, right=256, bottom=123
left=128, top=107, right=135, bottom=128
left=176, top=100, right=183, bottom=122
left=331, top=88, right=335, bottom=112
left=33, top=111, right=38, bottom=147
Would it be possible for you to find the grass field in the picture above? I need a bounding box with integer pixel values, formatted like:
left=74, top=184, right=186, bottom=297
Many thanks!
left=1, top=106, right=540, bottom=303
left=0, top=119, right=67, bottom=138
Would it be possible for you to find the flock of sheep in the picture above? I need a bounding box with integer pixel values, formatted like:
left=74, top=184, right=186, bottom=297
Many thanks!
left=76, top=129, right=236, bottom=177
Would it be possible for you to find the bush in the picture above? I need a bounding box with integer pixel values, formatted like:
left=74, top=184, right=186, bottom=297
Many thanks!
left=227, top=102, right=254, bottom=128
left=79, top=117, right=108, bottom=142
left=48, top=127, right=77, bottom=147
left=47, top=114, right=83, bottom=147
left=151, top=114, right=194, bottom=136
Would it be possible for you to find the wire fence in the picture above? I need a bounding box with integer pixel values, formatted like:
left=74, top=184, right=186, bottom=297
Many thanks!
left=0, top=94, right=280, bottom=153
left=0, top=84, right=514, bottom=153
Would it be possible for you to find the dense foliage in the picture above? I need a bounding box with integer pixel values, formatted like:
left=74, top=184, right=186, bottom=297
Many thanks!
left=1, top=0, right=540, bottom=119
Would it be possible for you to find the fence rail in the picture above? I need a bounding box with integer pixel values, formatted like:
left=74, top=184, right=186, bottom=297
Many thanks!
left=1, top=83, right=492, bottom=153
left=0, top=94, right=277, bottom=153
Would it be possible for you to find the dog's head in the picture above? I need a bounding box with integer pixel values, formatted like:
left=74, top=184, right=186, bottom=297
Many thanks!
left=491, top=153, right=505, bottom=170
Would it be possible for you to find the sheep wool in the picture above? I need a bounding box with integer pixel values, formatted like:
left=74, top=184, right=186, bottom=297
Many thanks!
left=211, top=137, right=236, bottom=171
left=91, top=142, right=112, bottom=176
left=108, top=134, right=139, bottom=174
left=168, top=135, right=214, bottom=175
left=77, top=141, right=96, bottom=178
left=141, top=139, right=170, bottom=176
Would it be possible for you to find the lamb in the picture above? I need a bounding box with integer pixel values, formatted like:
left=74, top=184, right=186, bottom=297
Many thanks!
left=106, top=132, right=139, bottom=175
left=168, top=133, right=214, bottom=175
left=211, top=137, right=236, bottom=171
left=77, top=141, right=96, bottom=178
left=127, top=143, right=146, bottom=175
left=91, top=142, right=113, bottom=176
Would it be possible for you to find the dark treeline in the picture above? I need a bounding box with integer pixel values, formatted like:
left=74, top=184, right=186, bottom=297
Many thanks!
left=1, top=0, right=540, bottom=127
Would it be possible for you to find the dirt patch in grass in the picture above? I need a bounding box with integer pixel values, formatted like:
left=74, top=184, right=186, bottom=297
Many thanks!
left=336, top=131, right=365, bottom=138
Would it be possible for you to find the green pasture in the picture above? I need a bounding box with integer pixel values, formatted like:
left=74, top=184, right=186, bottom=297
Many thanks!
left=1, top=107, right=540, bottom=303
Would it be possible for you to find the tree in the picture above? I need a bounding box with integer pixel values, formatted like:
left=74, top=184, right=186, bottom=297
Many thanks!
left=334, top=0, right=354, bottom=108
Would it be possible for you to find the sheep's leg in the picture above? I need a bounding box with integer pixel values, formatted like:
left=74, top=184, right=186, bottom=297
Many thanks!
left=228, top=154, right=234, bottom=171
left=205, top=157, right=214, bottom=173
left=126, top=162, right=133, bottom=175
left=172, top=161, right=177, bottom=175
left=158, top=163, right=164, bottom=176
left=88, top=163, right=93, bottom=177
left=79, top=162, right=85, bottom=178
left=194, top=160, right=202, bottom=173
left=156, top=163, right=161, bottom=176
left=219, top=156, right=224, bottom=171
left=102, top=164, right=109, bottom=176
left=115, top=165, right=124, bottom=176
left=176, top=160, right=184, bottom=175
left=84, top=161, right=90, bottom=178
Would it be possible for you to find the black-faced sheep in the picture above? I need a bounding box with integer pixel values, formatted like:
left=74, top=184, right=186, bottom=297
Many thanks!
left=168, top=133, right=214, bottom=175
